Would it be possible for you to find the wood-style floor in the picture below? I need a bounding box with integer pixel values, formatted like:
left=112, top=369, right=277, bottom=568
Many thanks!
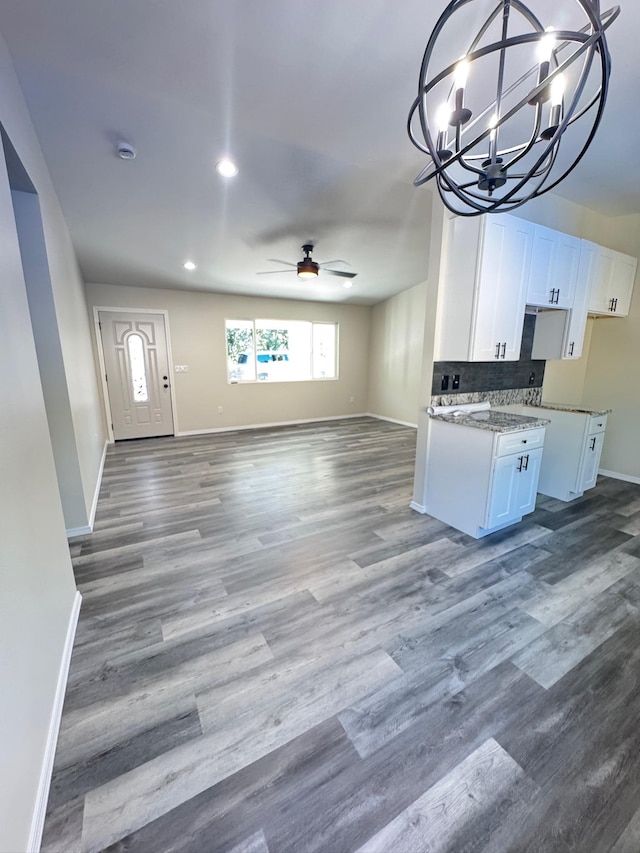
left=42, top=417, right=640, bottom=853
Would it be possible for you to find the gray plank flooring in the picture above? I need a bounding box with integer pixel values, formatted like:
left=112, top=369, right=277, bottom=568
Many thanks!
left=41, top=417, right=640, bottom=852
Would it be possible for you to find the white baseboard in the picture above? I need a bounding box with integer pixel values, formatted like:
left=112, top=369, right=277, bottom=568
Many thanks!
left=410, top=500, right=427, bottom=514
left=66, top=441, right=108, bottom=539
left=28, top=590, right=81, bottom=853
left=88, top=441, right=108, bottom=529
left=599, top=468, right=640, bottom=486
left=66, top=524, right=92, bottom=538
left=367, top=413, right=418, bottom=429
left=176, top=413, right=369, bottom=436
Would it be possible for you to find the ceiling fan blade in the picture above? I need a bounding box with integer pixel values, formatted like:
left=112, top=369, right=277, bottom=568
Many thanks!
left=256, top=269, right=297, bottom=275
left=266, top=259, right=298, bottom=268
left=322, top=269, right=357, bottom=279
left=318, top=259, right=351, bottom=267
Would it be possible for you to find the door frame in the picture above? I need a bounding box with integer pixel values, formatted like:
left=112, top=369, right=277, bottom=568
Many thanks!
left=93, top=306, right=178, bottom=443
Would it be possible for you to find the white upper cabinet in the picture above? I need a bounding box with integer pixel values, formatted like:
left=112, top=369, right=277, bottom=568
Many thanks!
left=531, top=239, right=597, bottom=361
left=526, top=224, right=580, bottom=309
left=587, top=242, right=637, bottom=316
left=435, top=213, right=534, bottom=362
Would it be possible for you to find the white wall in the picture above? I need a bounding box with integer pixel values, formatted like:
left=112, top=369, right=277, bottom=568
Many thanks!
left=86, top=282, right=371, bottom=432
left=368, top=282, right=427, bottom=425
left=0, top=32, right=105, bottom=850
left=0, top=45, right=105, bottom=532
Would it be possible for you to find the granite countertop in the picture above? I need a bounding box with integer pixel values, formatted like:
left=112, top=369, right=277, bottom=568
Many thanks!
left=429, top=409, right=550, bottom=434
left=524, top=402, right=612, bottom=417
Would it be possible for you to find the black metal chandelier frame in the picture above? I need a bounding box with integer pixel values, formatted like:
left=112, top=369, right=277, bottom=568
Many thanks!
left=408, top=0, right=620, bottom=215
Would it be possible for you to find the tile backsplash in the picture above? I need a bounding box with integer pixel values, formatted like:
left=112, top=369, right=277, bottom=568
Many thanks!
left=431, top=313, right=545, bottom=401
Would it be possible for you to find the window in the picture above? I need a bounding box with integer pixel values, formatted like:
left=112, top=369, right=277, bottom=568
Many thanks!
left=226, top=319, right=337, bottom=383
left=127, top=334, right=149, bottom=402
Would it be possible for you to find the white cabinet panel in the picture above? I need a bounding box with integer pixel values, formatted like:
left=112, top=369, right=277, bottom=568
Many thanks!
left=436, top=214, right=533, bottom=362
left=531, top=240, right=596, bottom=361
left=588, top=244, right=637, bottom=316
left=486, top=447, right=542, bottom=529
left=527, top=225, right=580, bottom=309
left=609, top=252, right=637, bottom=316
left=578, top=432, right=604, bottom=491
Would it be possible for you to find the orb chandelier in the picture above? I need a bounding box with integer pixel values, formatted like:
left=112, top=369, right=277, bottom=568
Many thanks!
left=408, top=0, right=619, bottom=216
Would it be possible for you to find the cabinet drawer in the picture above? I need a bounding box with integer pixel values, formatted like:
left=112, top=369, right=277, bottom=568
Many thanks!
left=495, top=427, right=546, bottom=458
left=588, top=414, right=607, bottom=435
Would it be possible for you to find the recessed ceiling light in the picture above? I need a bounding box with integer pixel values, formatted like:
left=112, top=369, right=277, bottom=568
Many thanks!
left=216, top=158, right=239, bottom=177
left=343, top=281, right=353, bottom=289
left=183, top=260, right=197, bottom=271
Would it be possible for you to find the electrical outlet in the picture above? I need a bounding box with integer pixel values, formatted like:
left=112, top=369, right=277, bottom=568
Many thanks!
left=349, top=396, right=355, bottom=404
left=452, top=374, right=460, bottom=390
left=175, top=364, right=189, bottom=372
left=441, top=374, right=449, bottom=391
left=217, top=406, right=223, bottom=414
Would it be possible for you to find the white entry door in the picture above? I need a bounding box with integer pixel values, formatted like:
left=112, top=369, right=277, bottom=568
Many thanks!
left=99, top=311, right=174, bottom=440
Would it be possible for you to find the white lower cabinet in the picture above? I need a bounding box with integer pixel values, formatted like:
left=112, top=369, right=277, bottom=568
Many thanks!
left=530, top=408, right=608, bottom=501
left=424, top=419, right=546, bottom=539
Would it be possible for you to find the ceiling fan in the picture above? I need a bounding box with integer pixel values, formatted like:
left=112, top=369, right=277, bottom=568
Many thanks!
left=257, top=244, right=357, bottom=281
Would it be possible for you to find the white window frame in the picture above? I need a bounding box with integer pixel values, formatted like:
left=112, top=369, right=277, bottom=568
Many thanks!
left=225, top=319, right=339, bottom=384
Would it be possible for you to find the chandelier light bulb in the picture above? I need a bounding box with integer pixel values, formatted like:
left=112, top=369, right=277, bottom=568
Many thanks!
left=538, top=27, right=556, bottom=64
left=454, top=58, right=470, bottom=90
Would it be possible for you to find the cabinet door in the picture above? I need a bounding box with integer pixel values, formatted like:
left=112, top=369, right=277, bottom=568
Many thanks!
left=486, top=448, right=543, bottom=529
left=564, top=241, right=598, bottom=359
left=514, top=448, right=543, bottom=515
left=527, top=226, right=579, bottom=309
left=486, top=453, right=522, bottom=529
left=609, top=251, right=637, bottom=316
left=472, top=215, right=533, bottom=361
left=588, top=245, right=616, bottom=313
left=527, top=225, right=557, bottom=306
left=578, top=432, right=604, bottom=491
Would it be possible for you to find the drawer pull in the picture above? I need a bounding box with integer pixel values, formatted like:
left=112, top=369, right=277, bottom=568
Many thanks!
left=590, top=437, right=597, bottom=451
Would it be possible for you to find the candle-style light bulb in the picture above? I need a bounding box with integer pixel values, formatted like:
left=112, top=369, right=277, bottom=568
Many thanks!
left=451, top=57, right=472, bottom=126
left=454, top=58, right=470, bottom=90
left=530, top=26, right=555, bottom=104
left=538, top=27, right=556, bottom=64
left=435, top=102, right=453, bottom=159
left=541, top=72, right=565, bottom=140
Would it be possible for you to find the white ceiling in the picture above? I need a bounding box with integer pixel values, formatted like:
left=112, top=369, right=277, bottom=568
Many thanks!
left=0, top=0, right=637, bottom=305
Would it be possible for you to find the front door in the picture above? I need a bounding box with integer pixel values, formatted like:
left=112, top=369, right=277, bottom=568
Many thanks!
left=99, top=311, right=174, bottom=440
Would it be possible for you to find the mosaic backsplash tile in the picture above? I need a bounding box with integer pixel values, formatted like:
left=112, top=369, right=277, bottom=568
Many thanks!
left=431, top=313, right=545, bottom=398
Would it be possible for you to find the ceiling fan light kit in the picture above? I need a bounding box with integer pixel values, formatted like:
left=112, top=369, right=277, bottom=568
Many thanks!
left=257, top=244, right=358, bottom=282
left=408, top=0, right=619, bottom=216
left=297, top=244, right=320, bottom=279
